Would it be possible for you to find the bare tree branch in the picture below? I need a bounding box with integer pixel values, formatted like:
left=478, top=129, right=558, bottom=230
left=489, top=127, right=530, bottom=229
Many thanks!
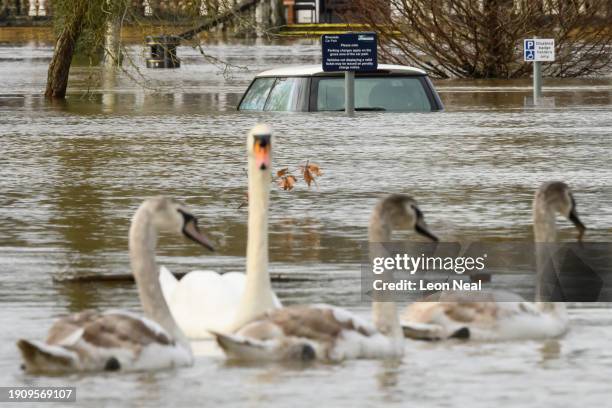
left=349, top=0, right=612, bottom=78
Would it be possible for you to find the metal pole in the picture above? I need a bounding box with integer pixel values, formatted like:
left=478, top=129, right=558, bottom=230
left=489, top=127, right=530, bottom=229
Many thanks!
left=345, top=71, right=355, bottom=115
left=533, top=60, right=542, bottom=105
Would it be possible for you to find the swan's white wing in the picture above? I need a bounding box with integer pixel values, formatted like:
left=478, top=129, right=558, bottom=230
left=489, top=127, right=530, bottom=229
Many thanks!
left=401, top=291, right=568, bottom=341
left=218, top=272, right=283, bottom=306
left=168, top=271, right=246, bottom=338
left=159, top=265, right=178, bottom=302
left=216, top=304, right=398, bottom=362
left=18, top=310, right=192, bottom=373
left=164, top=270, right=282, bottom=339
left=160, top=265, right=284, bottom=340
left=486, top=303, right=568, bottom=340
left=220, top=272, right=247, bottom=290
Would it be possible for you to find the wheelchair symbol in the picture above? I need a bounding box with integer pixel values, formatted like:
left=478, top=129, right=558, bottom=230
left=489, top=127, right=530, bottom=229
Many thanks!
left=525, top=50, right=535, bottom=60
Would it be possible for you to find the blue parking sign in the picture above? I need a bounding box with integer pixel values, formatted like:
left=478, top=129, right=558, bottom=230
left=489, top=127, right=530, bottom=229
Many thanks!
left=524, top=39, right=535, bottom=61
left=523, top=38, right=555, bottom=62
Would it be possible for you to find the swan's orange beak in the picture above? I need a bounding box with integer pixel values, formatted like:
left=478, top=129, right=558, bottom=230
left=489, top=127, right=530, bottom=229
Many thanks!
left=253, top=134, right=271, bottom=171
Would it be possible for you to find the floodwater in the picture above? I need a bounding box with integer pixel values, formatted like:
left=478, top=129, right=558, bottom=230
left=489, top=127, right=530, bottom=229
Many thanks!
left=1, top=33, right=612, bottom=407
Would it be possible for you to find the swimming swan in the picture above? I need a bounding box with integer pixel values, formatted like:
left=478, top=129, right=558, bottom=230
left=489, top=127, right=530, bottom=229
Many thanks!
left=401, top=181, right=587, bottom=341
left=17, top=197, right=215, bottom=373
left=213, top=194, right=439, bottom=362
left=160, top=124, right=280, bottom=339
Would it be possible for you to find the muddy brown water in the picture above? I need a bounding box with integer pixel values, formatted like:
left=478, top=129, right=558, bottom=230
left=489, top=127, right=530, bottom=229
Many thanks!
left=1, top=35, right=612, bottom=407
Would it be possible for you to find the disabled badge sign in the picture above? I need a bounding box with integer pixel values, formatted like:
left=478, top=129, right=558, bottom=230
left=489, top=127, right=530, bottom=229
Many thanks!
left=524, top=38, right=555, bottom=62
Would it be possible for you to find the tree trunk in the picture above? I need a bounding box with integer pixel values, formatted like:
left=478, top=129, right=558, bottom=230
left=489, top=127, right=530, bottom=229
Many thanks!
left=44, top=2, right=89, bottom=99
left=103, top=16, right=121, bottom=68
left=482, top=0, right=502, bottom=78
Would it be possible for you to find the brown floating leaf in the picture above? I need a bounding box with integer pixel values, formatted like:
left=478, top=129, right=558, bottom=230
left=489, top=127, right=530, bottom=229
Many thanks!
left=300, top=161, right=321, bottom=188
left=307, top=163, right=322, bottom=177
left=277, top=168, right=289, bottom=178
left=277, top=175, right=297, bottom=191
left=302, top=167, right=314, bottom=187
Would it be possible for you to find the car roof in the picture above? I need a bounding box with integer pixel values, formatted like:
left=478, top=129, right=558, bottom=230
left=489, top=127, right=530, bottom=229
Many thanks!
left=255, top=64, right=427, bottom=77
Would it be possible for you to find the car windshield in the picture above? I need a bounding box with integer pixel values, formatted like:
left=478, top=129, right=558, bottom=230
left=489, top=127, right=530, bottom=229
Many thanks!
left=239, top=77, right=303, bottom=111
left=264, top=77, right=301, bottom=111
left=239, top=77, right=276, bottom=110
left=316, top=76, right=432, bottom=112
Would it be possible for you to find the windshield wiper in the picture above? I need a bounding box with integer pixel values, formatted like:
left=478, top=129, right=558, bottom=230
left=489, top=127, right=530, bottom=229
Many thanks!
left=329, top=107, right=387, bottom=112
left=355, top=107, right=386, bottom=111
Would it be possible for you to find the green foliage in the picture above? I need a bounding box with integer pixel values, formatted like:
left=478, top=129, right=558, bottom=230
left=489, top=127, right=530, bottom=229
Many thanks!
left=51, top=0, right=130, bottom=64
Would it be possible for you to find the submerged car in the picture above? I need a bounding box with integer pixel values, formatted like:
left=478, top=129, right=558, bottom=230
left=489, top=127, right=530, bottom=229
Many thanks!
left=238, top=64, right=444, bottom=112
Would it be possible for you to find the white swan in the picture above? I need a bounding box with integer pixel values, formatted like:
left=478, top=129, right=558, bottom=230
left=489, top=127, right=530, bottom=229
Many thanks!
left=17, top=197, right=215, bottom=373
left=160, top=124, right=280, bottom=339
left=213, top=194, right=439, bottom=362
left=401, top=181, right=586, bottom=341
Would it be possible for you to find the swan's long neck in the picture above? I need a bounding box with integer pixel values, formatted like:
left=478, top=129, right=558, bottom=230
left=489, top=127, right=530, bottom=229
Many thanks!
left=231, top=161, right=276, bottom=331
left=533, top=195, right=563, bottom=308
left=129, top=206, right=189, bottom=349
left=533, top=198, right=558, bottom=243
left=368, top=209, right=403, bottom=344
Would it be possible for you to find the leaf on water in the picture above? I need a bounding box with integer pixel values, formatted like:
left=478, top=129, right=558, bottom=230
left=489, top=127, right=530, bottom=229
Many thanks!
left=269, top=162, right=323, bottom=191
left=300, top=161, right=321, bottom=188
left=307, top=163, right=322, bottom=177
left=302, top=167, right=315, bottom=187
left=277, top=175, right=297, bottom=191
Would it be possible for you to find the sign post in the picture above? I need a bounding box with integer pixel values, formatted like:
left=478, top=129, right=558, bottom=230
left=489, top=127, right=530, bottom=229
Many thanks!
left=523, top=38, right=555, bottom=105
left=322, top=33, right=378, bottom=115
left=533, top=59, right=542, bottom=100
left=345, top=71, right=355, bottom=113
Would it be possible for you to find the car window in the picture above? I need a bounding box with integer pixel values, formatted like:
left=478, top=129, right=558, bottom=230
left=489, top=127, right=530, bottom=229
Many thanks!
left=264, top=77, right=301, bottom=111
left=316, top=76, right=432, bottom=112
left=239, top=77, right=276, bottom=110
left=317, top=78, right=345, bottom=111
